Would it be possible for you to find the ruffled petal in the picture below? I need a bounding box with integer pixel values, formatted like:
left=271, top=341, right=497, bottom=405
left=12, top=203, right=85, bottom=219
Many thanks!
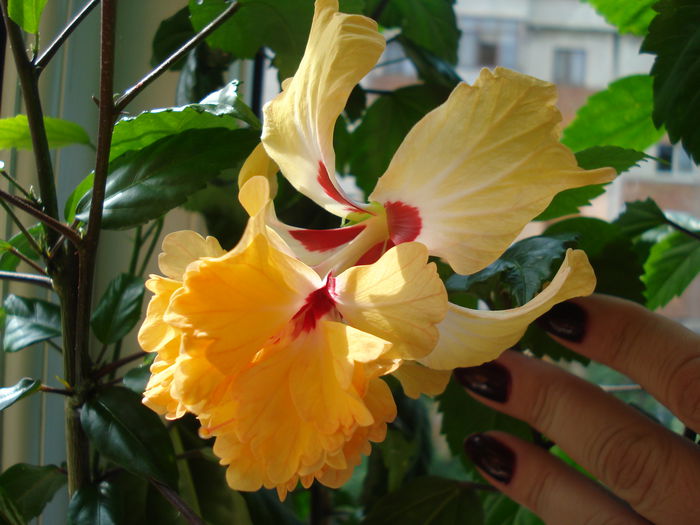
left=158, top=230, right=225, bottom=280
left=165, top=235, right=321, bottom=373
left=262, top=0, right=385, bottom=217
left=138, top=276, right=181, bottom=358
left=334, top=242, right=448, bottom=359
left=392, top=362, right=451, bottom=399
left=370, top=68, right=616, bottom=275
left=419, top=249, right=596, bottom=370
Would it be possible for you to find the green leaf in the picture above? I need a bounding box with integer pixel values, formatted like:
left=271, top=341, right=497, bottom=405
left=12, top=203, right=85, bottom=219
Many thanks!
left=378, top=428, right=420, bottom=492
left=561, top=75, right=664, bottom=152
left=189, top=0, right=314, bottom=79
left=362, top=476, right=484, bottom=525
left=482, top=493, right=543, bottom=525
left=642, top=0, right=700, bottom=162
left=349, top=85, right=448, bottom=194
left=0, top=485, right=24, bottom=525
left=446, top=235, right=577, bottom=306
left=80, top=386, right=178, bottom=487
left=67, top=482, right=122, bottom=525
left=536, top=146, right=648, bottom=221
left=3, top=295, right=61, bottom=353
left=0, top=378, right=41, bottom=412
left=584, top=0, right=656, bottom=35
left=111, top=82, right=259, bottom=161
left=368, top=0, right=460, bottom=63
left=0, top=225, right=44, bottom=272
left=241, top=491, right=304, bottom=525
left=7, top=0, right=47, bottom=34
left=123, top=363, right=152, bottom=395
left=91, top=274, right=145, bottom=344
left=0, top=115, right=92, bottom=150
left=643, top=230, right=700, bottom=309
left=64, top=173, right=94, bottom=222
left=399, top=36, right=462, bottom=90
left=544, top=218, right=646, bottom=303
left=0, top=463, right=65, bottom=521
left=76, top=128, right=259, bottom=229
left=436, top=378, right=532, bottom=467
left=151, top=6, right=195, bottom=70
left=615, top=198, right=669, bottom=238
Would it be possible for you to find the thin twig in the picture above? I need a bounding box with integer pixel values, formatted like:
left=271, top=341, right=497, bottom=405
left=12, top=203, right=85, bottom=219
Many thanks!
left=150, top=479, right=206, bottom=525
left=7, top=246, right=46, bottom=275
left=0, top=188, right=82, bottom=245
left=34, top=0, right=101, bottom=73
left=114, top=1, right=240, bottom=112
left=137, top=218, right=163, bottom=277
left=1, top=169, right=33, bottom=199
left=93, top=350, right=146, bottom=379
left=47, top=339, right=63, bottom=352
left=0, top=199, right=46, bottom=257
left=665, top=218, right=700, bottom=243
left=40, top=385, right=73, bottom=396
left=0, top=270, right=53, bottom=289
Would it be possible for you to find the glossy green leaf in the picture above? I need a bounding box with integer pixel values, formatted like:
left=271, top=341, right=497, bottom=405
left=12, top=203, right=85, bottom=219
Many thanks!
left=544, top=218, right=646, bottom=303
left=368, top=0, right=460, bottom=63
left=76, top=128, right=259, bottom=229
left=80, top=387, right=178, bottom=487
left=446, top=235, right=577, bottom=307
left=67, top=482, right=122, bottom=525
left=111, top=82, right=259, bottom=161
left=643, top=230, right=700, bottom=309
left=0, top=485, right=24, bottom=525
left=436, top=378, right=532, bottom=468
left=3, top=295, right=61, bottom=353
left=0, top=225, right=43, bottom=272
left=584, top=0, right=656, bottom=35
left=64, top=173, right=94, bottom=222
left=615, top=198, right=669, bottom=238
left=561, top=75, right=664, bottom=152
left=349, top=85, right=448, bottom=193
left=123, top=364, right=151, bottom=395
left=0, top=115, right=92, bottom=150
left=482, top=493, right=543, bottom=525
left=151, top=6, right=194, bottom=70
left=536, top=147, right=648, bottom=221
left=0, top=463, right=65, bottom=521
left=0, top=378, right=41, bottom=412
left=362, top=476, right=484, bottom=525
left=7, top=0, right=47, bottom=34
left=642, top=0, right=700, bottom=162
left=91, top=274, right=145, bottom=344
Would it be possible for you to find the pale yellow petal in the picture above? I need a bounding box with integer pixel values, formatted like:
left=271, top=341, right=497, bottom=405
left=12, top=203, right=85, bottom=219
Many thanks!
left=334, top=242, right=448, bottom=359
left=420, top=249, right=596, bottom=370
left=392, top=362, right=451, bottom=399
left=158, top=230, right=225, bottom=280
left=138, top=276, right=181, bottom=358
left=262, top=0, right=385, bottom=217
left=370, top=68, right=616, bottom=275
left=238, top=142, right=278, bottom=197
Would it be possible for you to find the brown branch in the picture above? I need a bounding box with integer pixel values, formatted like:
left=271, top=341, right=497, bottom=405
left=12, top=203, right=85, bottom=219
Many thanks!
left=0, top=198, right=46, bottom=257
left=93, top=351, right=146, bottom=380
left=0, top=188, right=82, bottom=245
left=7, top=246, right=46, bottom=275
left=34, top=0, right=101, bottom=73
left=0, top=169, right=32, bottom=199
left=0, top=270, right=53, bottom=289
left=114, top=1, right=240, bottom=112
left=150, top=479, right=206, bottom=525
left=40, top=385, right=73, bottom=396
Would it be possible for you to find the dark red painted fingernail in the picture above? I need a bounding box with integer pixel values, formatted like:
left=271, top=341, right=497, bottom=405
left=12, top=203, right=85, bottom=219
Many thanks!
left=464, top=433, right=515, bottom=484
left=453, top=362, right=511, bottom=403
left=536, top=301, right=587, bottom=342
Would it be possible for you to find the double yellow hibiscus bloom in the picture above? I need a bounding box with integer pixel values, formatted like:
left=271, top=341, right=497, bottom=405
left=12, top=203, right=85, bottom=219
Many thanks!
left=138, top=0, right=614, bottom=498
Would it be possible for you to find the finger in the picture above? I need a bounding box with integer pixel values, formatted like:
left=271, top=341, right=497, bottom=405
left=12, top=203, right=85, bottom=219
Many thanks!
left=455, top=351, right=700, bottom=525
left=464, top=431, right=651, bottom=525
left=537, top=294, right=700, bottom=432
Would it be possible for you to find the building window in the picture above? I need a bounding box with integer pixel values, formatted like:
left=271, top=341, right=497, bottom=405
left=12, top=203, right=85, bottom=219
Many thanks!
left=553, top=48, right=586, bottom=86
left=656, top=144, right=673, bottom=173
left=676, top=146, right=694, bottom=173
left=458, top=17, right=519, bottom=69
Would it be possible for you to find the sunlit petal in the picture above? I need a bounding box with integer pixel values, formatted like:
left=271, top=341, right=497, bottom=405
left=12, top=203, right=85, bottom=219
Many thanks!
left=392, top=362, right=451, bottom=399
left=420, top=249, right=596, bottom=370
left=370, top=68, right=616, bottom=275
left=238, top=142, right=279, bottom=197
left=262, top=0, right=385, bottom=217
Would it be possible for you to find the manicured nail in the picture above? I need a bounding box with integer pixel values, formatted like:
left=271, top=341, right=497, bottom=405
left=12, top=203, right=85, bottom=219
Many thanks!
left=536, top=301, right=587, bottom=342
left=453, top=362, right=511, bottom=403
left=464, top=433, right=515, bottom=484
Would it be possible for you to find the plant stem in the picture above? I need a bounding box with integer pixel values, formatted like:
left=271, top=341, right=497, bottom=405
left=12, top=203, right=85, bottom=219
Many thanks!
left=0, top=270, right=53, bottom=289
left=310, top=483, right=332, bottom=525
left=114, top=1, right=241, bottom=112
left=0, top=169, right=33, bottom=199
left=0, top=199, right=45, bottom=257
left=0, top=0, right=60, bottom=230
left=34, top=0, right=101, bottom=73
left=0, top=188, right=81, bottom=245
left=665, top=218, right=700, bottom=242
left=150, top=479, right=206, bottom=525
left=7, top=247, right=46, bottom=275
left=93, top=350, right=146, bottom=380
left=40, top=385, right=73, bottom=396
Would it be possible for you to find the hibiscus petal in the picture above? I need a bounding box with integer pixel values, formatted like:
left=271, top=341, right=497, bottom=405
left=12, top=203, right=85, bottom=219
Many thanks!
left=370, top=68, right=616, bottom=275
left=419, top=248, right=596, bottom=370
left=334, top=242, right=448, bottom=359
left=261, top=0, right=385, bottom=217
left=138, top=276, right=181, bottom=358
left=158, top=230, right=225, bottom=280
left=238, top=142, right=278, bottom=197
left=392, top=362, right=451, bottom=399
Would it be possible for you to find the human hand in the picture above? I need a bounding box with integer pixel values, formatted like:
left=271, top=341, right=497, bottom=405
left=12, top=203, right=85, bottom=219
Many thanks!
left=454, top=294, right=700, bottom=525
